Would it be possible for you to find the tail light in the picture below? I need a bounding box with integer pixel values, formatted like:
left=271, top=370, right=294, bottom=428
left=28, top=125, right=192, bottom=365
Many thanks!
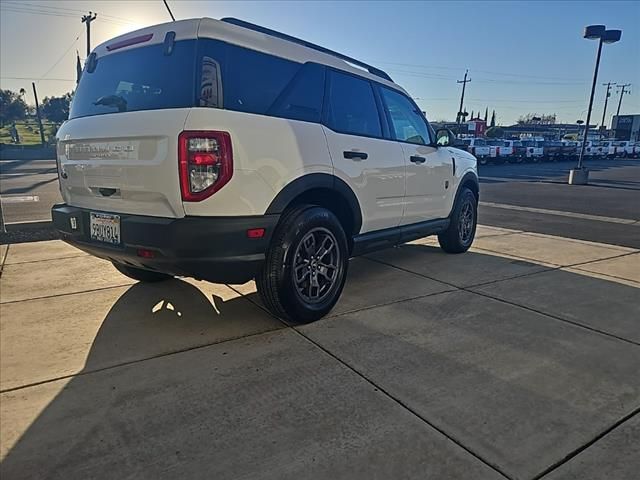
left=178, top=131, right=233, bottom=202
left=496, top=147, right=501, bottom=156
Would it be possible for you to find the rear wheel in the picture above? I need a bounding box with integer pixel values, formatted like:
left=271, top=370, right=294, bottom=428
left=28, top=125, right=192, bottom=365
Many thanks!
left=112, top=263, right=172, bottom=282
left=438, top=188, right=477, bottom=254
left=256, top=205, right=349, bottom=323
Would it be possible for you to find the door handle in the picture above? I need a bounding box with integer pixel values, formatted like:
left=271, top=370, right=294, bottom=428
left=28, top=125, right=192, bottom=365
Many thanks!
left=343, top=151, right=368, bottom=160
left=410, top=155, right=426, bottom=164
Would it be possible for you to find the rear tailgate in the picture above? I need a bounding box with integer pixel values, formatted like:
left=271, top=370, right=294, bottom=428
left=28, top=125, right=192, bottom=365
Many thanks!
left=57, top=110, right=189, bottom=217
left=57, top=19, right=201, bottom=219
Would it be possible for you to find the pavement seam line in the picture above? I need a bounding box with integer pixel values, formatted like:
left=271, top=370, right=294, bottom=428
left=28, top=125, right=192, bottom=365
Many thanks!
left=532, top=407, right=640, bottom=480
left=0, top=327, right=285, bottom=394
left=3, top=253, right=88, bottom=266
left=224, top=283, right=514, bottom=480
left=566, top=267, right=640, bottom=287
left=479, top=201, right=640, bottom=225
left=0, top=282, right=136, bottom=305
left=0, top=243, right=9, bottom=276
left=287, top=325, right=514, bottom=480
left=468, top=245, right=637, bottom=270
left=467, top=288, right=640, bottom=347
left=366, top=255, right=640, bottom=347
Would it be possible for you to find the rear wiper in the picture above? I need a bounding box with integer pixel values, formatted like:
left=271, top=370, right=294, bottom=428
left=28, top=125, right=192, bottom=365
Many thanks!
left=93, top=95, right=127, bottom=112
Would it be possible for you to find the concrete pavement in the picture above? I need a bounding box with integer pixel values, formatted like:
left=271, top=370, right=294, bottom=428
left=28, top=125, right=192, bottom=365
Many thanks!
left=1, top=225, right=639, bottom=479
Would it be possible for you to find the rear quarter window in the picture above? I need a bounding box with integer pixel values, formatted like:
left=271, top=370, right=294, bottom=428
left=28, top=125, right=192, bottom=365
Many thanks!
left=198, top=39, right=325, bottom=123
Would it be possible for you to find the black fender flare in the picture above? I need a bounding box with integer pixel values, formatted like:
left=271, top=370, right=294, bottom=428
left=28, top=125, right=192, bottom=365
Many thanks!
left=449, top=171, right=479, bottom=218
left=265, top=173, right=363, bottom=235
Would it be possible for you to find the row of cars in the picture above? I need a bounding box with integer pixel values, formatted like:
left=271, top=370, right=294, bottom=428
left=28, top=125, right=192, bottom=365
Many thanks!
left=459, top=138, right=639, bottom=164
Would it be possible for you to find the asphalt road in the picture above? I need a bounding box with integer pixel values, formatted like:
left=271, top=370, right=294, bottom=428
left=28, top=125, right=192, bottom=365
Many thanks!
left=0, top=158, right=60, bottom=224
left=1, top=157, right=639, bottom=248
left=478, top=158, right=640, bottom=249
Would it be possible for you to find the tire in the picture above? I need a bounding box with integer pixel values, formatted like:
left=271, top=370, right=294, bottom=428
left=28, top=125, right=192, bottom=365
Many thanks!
left=438, top=187, right=478, bottom=254
left=256, top=205, right=349, bottom=323
left=478, top=157, right=488, bottom=166
left=112, top=262, right=173, bottom=282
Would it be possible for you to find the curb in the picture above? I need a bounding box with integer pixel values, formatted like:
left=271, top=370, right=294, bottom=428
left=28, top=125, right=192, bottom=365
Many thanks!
left=1, top=221, right=58, bottom=245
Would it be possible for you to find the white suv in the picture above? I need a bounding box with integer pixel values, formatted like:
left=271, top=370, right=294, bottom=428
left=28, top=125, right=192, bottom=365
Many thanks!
left=52, top=18, right=479, bottom=322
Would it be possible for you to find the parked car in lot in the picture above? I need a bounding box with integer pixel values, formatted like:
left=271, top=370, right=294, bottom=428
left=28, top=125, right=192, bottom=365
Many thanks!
left=462, top=138, right=491, bottom=164
left=520, top=139, right=545, bottom=161
left=541, top=141, right=576, bottom=161
left=51, top=17, right=479, bottom=322
left=608, top=140, right=639, bottom=158
left=586, top=140, right=611, bottom=157
left=487, top=139, right=515, bottom=163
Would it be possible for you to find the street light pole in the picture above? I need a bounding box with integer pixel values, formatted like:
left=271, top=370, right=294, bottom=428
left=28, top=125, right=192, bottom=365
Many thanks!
left=577, top=37, right=603, bottom=170
left=569, top=25, right=621, bottom=185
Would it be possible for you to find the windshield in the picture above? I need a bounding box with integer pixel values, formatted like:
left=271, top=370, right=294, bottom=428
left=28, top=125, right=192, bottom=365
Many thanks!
left=70, top=40, right=197, bottom=119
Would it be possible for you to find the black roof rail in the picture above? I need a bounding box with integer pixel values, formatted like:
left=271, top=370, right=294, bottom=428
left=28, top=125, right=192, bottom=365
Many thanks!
left=220, top=17, right=393, bottom=82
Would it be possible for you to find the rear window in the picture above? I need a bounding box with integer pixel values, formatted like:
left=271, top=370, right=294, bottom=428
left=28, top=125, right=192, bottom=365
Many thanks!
left=70, top=40, right=197, bottom=119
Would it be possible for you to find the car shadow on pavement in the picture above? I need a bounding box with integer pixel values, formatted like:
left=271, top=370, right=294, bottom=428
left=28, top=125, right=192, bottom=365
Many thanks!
left=1, top=247, right=639, bottom=479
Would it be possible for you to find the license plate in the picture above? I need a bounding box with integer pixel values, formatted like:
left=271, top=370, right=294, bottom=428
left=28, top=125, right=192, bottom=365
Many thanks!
left=90, top=212, right=121, bottom=245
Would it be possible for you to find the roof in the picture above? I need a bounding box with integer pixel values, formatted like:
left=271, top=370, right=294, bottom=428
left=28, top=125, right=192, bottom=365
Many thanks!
left=92, top=17, right=403, bottom=93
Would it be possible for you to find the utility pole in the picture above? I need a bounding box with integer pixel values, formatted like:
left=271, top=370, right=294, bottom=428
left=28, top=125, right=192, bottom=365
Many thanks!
left=600, top=82, right=614, bottom=129
left=615, top=83, right=631, bottom=116
left=32, top=82, right=46, bottom=146
left=456, top=70, right=471, bottom=127
left=81, top=12, right=97, bottom=57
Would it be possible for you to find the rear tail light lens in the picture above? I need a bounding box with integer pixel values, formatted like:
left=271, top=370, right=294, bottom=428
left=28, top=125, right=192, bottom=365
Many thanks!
left=178, top=131, right=232, bottom=201
left=496, top=147, right=501, bottom=155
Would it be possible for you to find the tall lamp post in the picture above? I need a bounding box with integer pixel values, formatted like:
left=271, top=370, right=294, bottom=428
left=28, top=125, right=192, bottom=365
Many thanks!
left=569, top=25, right=622, bottom=185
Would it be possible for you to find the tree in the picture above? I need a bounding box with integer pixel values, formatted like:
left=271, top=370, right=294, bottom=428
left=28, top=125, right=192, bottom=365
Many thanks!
left=0, top=89, right=28, bottom=126
left=41, top=92, right=73, bottom=124
left=485, top=126, right=504, bottom=138
left=517, top=113, right=557, bottom=124
left=484, top=107, right=488, bottom=122
left=490, top=110, right=496, bottom=127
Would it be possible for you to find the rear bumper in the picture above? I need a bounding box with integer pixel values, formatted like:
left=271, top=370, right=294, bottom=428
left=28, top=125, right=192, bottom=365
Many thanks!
left=51, top=204, right=279, bottom=284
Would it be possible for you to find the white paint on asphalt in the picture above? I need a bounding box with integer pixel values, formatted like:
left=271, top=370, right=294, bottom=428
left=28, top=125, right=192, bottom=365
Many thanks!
left=480, top=201, right=639, bottom=226
left=1, top=196, right=40, bottom=203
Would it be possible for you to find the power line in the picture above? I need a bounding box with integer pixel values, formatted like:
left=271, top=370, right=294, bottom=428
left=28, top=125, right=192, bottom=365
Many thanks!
left=39, top=28, right=83, bottom=80
left=1, top=76, right=76, bottom=82
left=370, top=59, right=586, bottom=82
left=2, top=1, right=135, bottom=24
left=163, top=0, right=176, bottom=21
left=0, top=4, right=134, bottom=26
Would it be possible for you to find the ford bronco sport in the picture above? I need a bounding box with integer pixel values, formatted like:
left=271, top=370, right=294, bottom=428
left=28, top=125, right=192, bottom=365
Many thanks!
left=52, top=17, right=479, bottom=322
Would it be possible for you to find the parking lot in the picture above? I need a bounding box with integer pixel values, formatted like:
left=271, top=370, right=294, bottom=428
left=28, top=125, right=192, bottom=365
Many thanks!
left=1, top=158, right=639, bottom=479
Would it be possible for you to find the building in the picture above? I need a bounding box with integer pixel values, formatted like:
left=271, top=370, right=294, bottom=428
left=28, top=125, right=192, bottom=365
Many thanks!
left=612, top=115, right=640, bottom=141
left=501, top=123, right=597, bottom=140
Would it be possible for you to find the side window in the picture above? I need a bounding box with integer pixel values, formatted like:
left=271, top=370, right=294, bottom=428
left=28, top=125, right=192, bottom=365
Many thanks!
left=326, top=70, right=381, bottom=137
left=380, top=87, right=431, bottom=145
left=268, top=63, right=325, bottom=123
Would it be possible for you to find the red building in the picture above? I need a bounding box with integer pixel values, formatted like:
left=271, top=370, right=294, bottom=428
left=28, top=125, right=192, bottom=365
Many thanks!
left=466, top=119, right=487, bottom=137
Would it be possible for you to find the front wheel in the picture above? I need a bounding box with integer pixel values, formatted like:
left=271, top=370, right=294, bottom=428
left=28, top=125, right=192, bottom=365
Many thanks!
left=438, top=188, right=478, bottom=254
left=256, top=205, right=349, bottom=323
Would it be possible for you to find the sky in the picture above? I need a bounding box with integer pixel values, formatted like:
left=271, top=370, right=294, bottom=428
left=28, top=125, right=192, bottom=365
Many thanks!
left=1, top=0, right=639, bottom=126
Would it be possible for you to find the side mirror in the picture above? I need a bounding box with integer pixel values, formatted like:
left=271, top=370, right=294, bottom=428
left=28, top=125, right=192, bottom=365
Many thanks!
left=436, top=128, right=456, bottom=147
